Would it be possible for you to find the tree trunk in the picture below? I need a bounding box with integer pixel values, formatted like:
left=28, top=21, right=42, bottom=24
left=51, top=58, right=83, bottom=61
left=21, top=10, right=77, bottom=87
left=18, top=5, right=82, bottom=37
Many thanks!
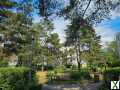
left=42, top=55, right=44, bottom=71
left=75, top=42, right=80, bottom=70
left=78, top=43, right=82, bottom=70
left=78, top=61, right=81, bottom=70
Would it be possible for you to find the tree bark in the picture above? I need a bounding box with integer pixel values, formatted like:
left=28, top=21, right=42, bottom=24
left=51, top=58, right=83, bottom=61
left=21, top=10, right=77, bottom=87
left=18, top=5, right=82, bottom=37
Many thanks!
left=78, top=42, right=82, bottom=70
left=75, top=42, right=81, bottom=70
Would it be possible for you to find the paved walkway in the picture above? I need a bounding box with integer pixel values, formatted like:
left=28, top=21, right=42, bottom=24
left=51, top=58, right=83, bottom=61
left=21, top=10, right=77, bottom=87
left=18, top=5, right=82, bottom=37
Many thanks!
left=42, top=82, right=102, bottom=90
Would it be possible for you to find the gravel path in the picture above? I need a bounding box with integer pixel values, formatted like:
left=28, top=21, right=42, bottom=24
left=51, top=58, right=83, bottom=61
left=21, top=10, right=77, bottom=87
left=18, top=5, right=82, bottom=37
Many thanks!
left=42, top=82, right=102, bottom=90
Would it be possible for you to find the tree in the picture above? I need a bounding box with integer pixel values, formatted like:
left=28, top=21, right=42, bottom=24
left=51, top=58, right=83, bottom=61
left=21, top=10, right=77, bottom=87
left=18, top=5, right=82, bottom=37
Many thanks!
left=0, top=0, right=35, bottom=70
left=0, top=0, right=18, bottom=61
left=46, top=33, right=62, bottom=65
left=0, top=0, right=17, bottom=20
left=30, top=20, right=55, bottom=71
left=62, top=0, right=120, bottom=70
left=65, top=18, right=101, bottom=69
left=61, top=0, right=120, bottom=25
left=102, top=41, right=119, bottom=67
left=37, top=0, right=62, bottom=19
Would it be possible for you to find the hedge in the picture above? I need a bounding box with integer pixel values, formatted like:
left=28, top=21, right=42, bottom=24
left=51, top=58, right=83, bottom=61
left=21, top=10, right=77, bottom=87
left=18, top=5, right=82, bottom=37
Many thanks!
left=108, top=61, right=120, bottom=67
left=70, top=69, right=91, bottom=81
left=103, top=67, right=120, bottom=89
left=104, top=67, right=120, bottom=81
left=0, top=59, right=8, bottom=67
left=0, top=67, right=41, bottom=90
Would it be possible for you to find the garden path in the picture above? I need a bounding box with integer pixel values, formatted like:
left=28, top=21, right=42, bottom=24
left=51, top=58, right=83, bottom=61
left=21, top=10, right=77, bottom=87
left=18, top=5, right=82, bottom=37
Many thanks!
left=42, top=82, right=102, bottom=90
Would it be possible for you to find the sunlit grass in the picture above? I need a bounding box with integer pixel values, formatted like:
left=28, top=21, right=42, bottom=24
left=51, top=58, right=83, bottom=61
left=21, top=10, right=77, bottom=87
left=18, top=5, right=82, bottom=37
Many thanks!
left=36, top=71, right=48, bottom=84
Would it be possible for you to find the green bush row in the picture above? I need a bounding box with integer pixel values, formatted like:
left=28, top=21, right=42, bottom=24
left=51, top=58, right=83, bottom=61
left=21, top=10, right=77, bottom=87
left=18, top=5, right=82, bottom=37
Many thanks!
left=102, top=67, right=120, bottom=89
left=0, top=59, right=8, bottom=67
left=0, top=67, right=41, bottom=90
left=108, top=61, right=120, bottom=67
left=70, top=69, right=91, bottom=81
left=36, top=64, right=54, bottom=70
left=104, top=67, right=120, bottom=81
left=47, top=65, right=66, bottom=82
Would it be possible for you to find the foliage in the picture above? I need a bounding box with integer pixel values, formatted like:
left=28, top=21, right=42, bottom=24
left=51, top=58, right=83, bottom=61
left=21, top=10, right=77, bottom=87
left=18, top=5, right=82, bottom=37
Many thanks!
left=37, top=0, right=63, bottom=18
left=0, top=0, right=17, bottom=19
left=103, top=67, right=120, bottom=89
left=47, top=65, right=66, bottom=82
left=0, top=67, right=29, bottom=90
left=102, top=41, right=119, bottom=67
left=61, top=0, right=120, bottom=24
left=70, top=69, right=91, bottom=81
left=65, top=64, right=72, bottom=68
left=65, top=17, right=101, bottom=69
left=47, top=71, right=56, bottom=82
left=0, top=67, right=40, bottom=90
left=104, top=67, right=120, bottom=80
left=36, top=64, right=54, bottom=71
left=54, top=65, right=66, bottom=73
left=0, top=0, right=120, bottom=89
left=0, top=0, right=34, bottom=64
left=0, top=59, right=8, bottom=67
left=106, top=41, right=117, bottom=62
left=108, top=60, right=120, bottom=67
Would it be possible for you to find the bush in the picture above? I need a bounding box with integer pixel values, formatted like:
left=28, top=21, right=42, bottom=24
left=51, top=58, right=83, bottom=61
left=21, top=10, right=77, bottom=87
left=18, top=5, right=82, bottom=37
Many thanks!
left=70, top=69, right=91, bottom=81
left=46, top=65, right=54, bottom=70
left=103, top=67, right=120, bottom=89
left=108, top=60, right=120, bottom=67
left=71, top=65, right=77, bottom=70
left=36, top=64, right=54, bottom=71
left=104, top=67, right=120, bottom=81
left=0, top=67, right=41, bottom=90
left=47, top=66, right=66, bottom=82
left=47, top=71, right=56, bottom=82
left=54, top=65, right=66, bottom=74
left=65, top=64, right=72, bottom=68
left=0, top=59, right=8, bottom=67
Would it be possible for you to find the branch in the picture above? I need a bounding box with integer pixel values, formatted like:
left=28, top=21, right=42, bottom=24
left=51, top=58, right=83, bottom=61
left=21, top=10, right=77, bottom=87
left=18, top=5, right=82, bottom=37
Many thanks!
left=82, top=0, right=92, bottom=17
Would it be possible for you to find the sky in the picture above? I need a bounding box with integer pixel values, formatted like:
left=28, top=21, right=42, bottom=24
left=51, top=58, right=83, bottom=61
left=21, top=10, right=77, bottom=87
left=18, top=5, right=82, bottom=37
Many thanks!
left=95, top=11, right=120, bottom=47
left=53, top=11, right=120, bottom=47
left=34, top=10, right=120, bottom=48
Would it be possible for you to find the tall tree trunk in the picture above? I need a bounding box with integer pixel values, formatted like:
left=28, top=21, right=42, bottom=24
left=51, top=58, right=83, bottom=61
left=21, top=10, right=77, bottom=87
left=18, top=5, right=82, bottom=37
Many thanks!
left=75, top=42, right=80, bottom=70
left=78, top=43, right=82, bottom=70
left=41, top=55, right=44, bottom=72
left=78, top=61, right=81, bottom=70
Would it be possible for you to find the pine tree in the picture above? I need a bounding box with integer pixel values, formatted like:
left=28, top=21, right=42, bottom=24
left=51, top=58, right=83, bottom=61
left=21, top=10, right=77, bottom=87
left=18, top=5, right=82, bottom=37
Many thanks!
left=0, top=0, right=17, bottom=20
left=65, top=17, right=101, bottom=69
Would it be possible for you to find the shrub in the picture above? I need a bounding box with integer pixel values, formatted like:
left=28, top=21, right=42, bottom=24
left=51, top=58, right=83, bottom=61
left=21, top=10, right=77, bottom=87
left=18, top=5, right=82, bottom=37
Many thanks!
left=47, top=71, right=56, bottom=82
left=108, top=60, right=120, bottom=67
left=36, top=64, right=54, bottom=71
left=46, top=65, right=54, bottom=70
left=54, top=65, right=66, bottom=74
left=0, top=67, right=41, bottom=90
left=103, top=67, right=120, bottom=89
left=47, top=66, right=66, bottom=82
left=70, top=69, right=91, bottom=81
left=71, top=65, right=77, bottom=70
left=65, top=64, right=72, bottom=68
left=104, top=67, right=120, bottom=81
left=0, top=59, right=8, bottom=67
